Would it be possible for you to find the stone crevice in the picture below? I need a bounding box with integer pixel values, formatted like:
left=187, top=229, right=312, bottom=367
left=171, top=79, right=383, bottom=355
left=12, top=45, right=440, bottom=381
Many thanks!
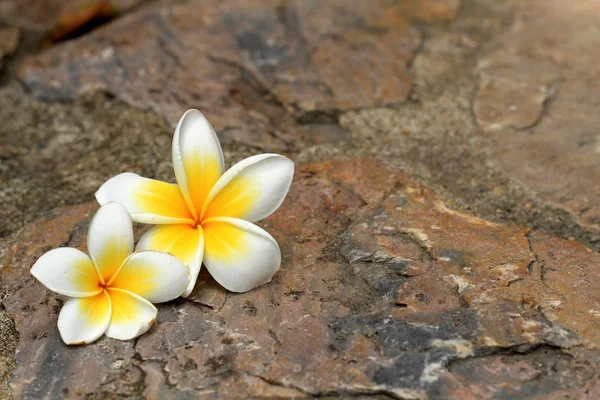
left=513, top=80, right=557, bottom=131
left=243, top=371, right=401, bottom=399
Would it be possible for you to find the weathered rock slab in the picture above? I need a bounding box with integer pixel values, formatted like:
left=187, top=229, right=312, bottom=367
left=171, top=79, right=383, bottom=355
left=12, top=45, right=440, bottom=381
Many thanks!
left=0, top=0, right=146, bottom=37
left=474, top=0, right=600, bottom=233
left=3, top=158, right=600, bottom=399
left=18, top=0, right=462, bottom=129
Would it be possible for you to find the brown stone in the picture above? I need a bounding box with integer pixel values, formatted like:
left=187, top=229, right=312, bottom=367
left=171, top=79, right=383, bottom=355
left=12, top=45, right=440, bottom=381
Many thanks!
left=474, top=0, right=600, bottom=232
left=0, top=26, right=18, bottom=67
left=0, top=0, right=64, bottom=32
left=397, top=0, right=462, bottom=23
left=46, top=0, right=148, bottom=45
left=3, top=158, right=600, bottom=398
left=186, top=269, right=227, bottom=310
left=0, top=0, right=145, bottom=35
left=16, top=0, right=451, bottom=128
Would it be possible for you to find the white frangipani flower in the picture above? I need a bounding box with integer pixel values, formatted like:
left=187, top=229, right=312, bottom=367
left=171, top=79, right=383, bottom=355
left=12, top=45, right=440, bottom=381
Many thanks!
left=31, top=202, right=189, bottom=345
left=96, top=109, right=294, bottom=296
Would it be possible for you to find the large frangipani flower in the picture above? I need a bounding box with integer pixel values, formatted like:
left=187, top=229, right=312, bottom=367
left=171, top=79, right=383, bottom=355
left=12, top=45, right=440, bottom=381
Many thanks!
left=30, top=203, right=189, bottom=345
left=96, top=110, right=294, bottom=296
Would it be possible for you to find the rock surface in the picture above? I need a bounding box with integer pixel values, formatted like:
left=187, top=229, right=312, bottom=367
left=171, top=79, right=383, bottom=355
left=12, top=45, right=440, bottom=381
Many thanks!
left=340, top=0, right=600, bottom=252
left=18, top=0, right=435, bottom=123
left=0, top=0, right=146, bottom=37
left=474, top=0, right=600, bottom=234
left=17, top=0, right=600, bottom=251
left=3, top=159, right=600, bottom=399
left=2, top=0, right=600, bottom=399
left=0, top=26, right=18, bottom=68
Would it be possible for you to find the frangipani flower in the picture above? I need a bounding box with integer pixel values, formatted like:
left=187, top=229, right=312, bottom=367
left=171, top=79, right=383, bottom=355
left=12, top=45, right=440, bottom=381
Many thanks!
left=96, top=109, right=294, bottom=296
left=31, top=202, right=189, bottom=345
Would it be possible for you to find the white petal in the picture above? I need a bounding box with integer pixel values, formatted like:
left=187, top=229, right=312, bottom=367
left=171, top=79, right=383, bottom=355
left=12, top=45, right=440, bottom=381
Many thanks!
left=31, top=248, right=101, bottom=297
left=136, top=224, right=203, bottom=298
left=105, top=288, right=157, bottom=340
left=202, top=217, right=281, bottom=292
left=172, top=109, right=224, bottom=218
left=58, top=291, right=111, bottom=345
left=96, top=173, right=195, bottom=225
left=108, top=251, right=189, bottom=303
left=87, top=202, right=134, bottom=283
left=201, top=154, right=294, bottom=222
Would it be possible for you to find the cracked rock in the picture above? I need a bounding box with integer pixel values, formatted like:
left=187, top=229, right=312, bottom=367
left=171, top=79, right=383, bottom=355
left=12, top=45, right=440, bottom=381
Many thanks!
left=15, top=0, right=460, bottom=137
left=474, top=0, right=600, bottom=233
left=3, top=158, right=600, bottom=399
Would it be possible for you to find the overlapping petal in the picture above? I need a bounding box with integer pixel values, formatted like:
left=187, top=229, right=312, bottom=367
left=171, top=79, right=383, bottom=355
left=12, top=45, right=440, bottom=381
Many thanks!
left=173, top=109, right=224, bottom=218
left=202, top=217, right=281, bottom=292
left=109, top=251, right=189, bottom=303
left=57, top=291, right=111, bottom=345
left=31, top=248, right=101, bottom=297
left=96, top=173, right=195, bottom=225
left=201, top=154, right=294, bottom=222
left=105, top=288, right=157, bottom=340
left=87, top=202, right=134, bottom=283
left=91, top=110, right=293, bottom=299
left=136, top=224, right=203, bottom=297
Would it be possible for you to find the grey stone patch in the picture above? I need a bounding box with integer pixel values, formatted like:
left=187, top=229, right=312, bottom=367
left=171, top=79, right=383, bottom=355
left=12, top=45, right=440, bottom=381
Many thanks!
left=329, top=308, right=480, bottom=394
left=0, top=282, right=17, bottom=400
left=443, top=346, right=600, bottom=400
left=0, top=82, right=256, bottom=240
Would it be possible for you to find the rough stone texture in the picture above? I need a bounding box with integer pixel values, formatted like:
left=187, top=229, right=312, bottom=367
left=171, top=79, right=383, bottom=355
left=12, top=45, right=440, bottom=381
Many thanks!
left=0, top=83, right=171, bottom=240
left=395, top=0, right=462, bottom=23
left=2, top=0, right=600, bottom=399
left=339, top=0, right=600, bottom=252
left=0, top=284, right=17, bottom=400
left=0, top=26, right=18, bottom=68
left=0, top=0, right=67, bottom=32
left=0, top=0, right=146, bottom=36
left=186, top=269, right=227, bottom=310
left=17, top=0, right=450, bottom=124
left=474, top=0, right=600, bottom=234
left=0, top=79, right=296, bottom=241
left=3, top=159, right=600, bottom=399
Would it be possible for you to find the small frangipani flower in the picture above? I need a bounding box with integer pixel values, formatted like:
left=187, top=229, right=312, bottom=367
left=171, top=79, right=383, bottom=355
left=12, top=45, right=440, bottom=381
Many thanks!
left=30, top=202, right=189, bottom=345
left=96, top=109, right=294, bottom=296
